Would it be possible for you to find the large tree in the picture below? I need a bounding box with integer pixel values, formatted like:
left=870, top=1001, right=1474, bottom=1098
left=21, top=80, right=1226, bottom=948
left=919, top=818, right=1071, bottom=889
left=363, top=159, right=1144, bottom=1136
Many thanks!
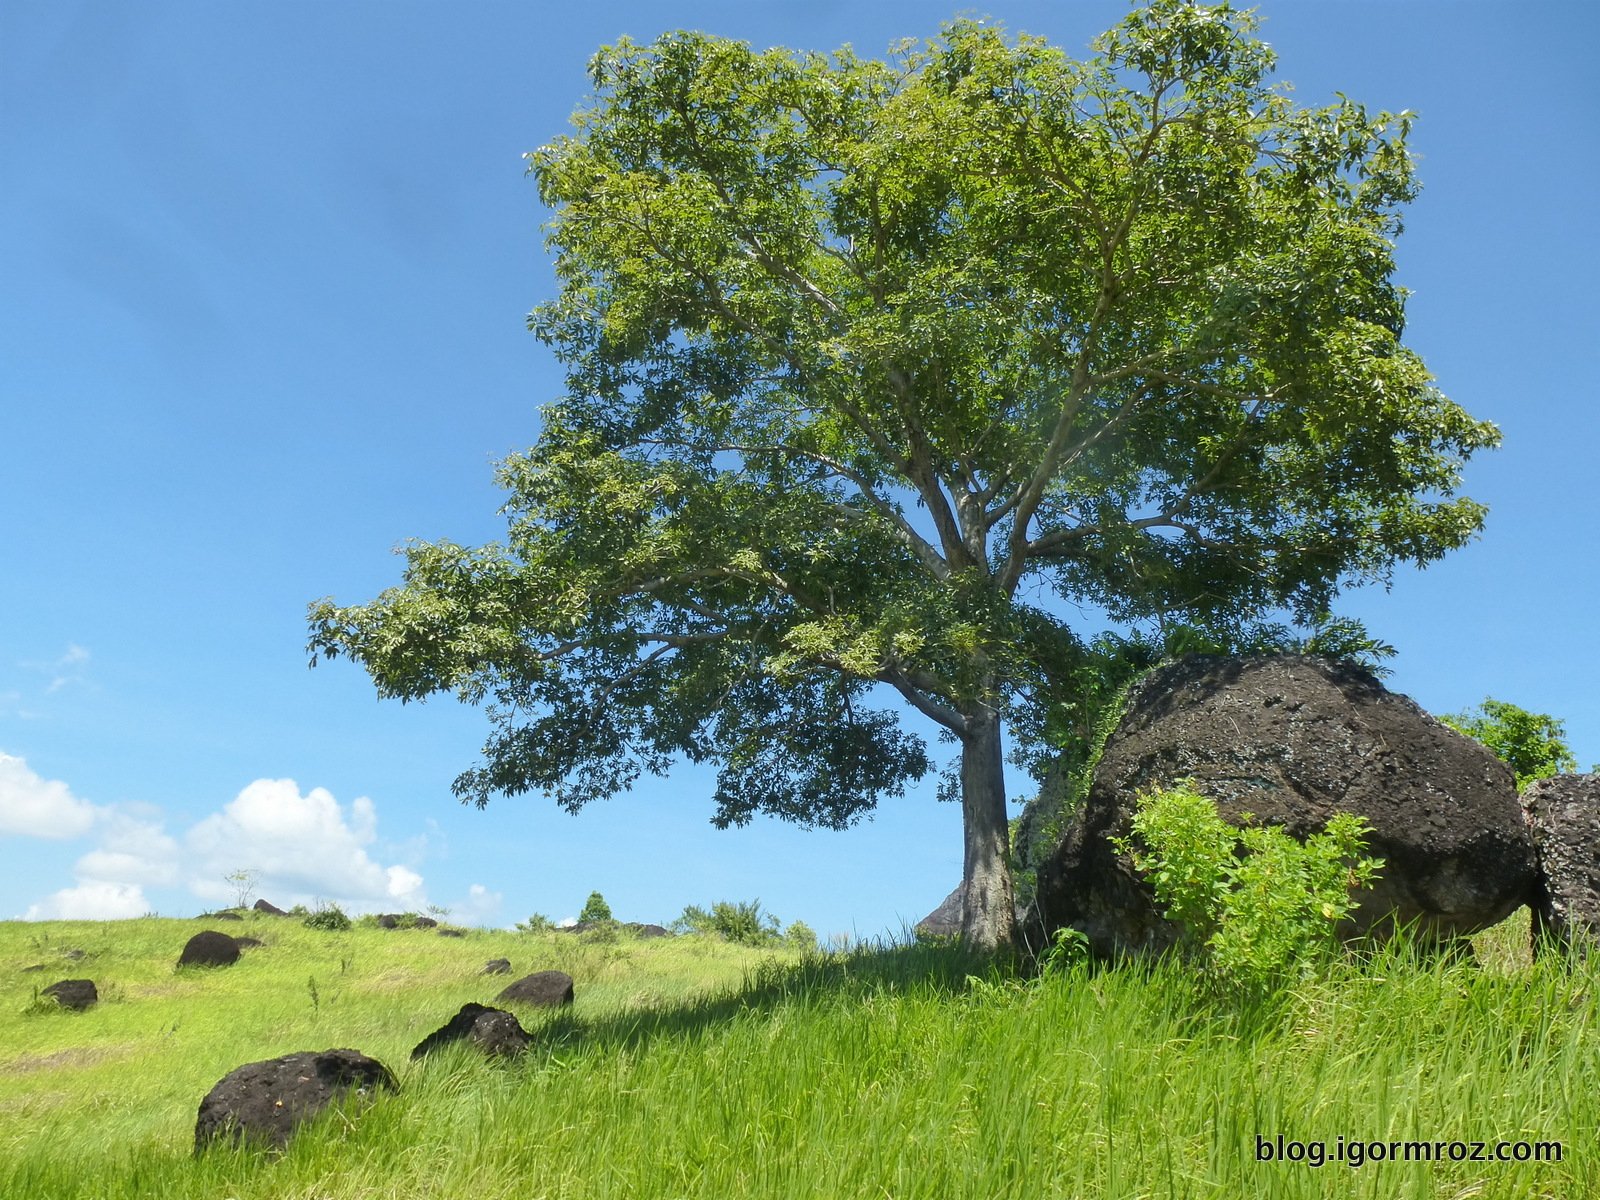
left=308, top=2, right=1498, bottom=951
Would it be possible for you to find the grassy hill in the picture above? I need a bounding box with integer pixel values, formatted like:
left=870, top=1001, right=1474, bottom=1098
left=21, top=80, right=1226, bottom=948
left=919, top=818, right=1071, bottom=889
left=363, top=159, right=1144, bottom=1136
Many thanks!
left=1, top=912, right=1593, bottom=1199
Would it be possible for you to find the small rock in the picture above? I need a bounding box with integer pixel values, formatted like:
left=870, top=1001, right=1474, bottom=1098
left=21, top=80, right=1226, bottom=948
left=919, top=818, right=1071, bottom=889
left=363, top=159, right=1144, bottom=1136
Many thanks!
left=496, top=970, right=575, bottom=1008
left=235, top=937, right=264, bottom=949
left=482, top=958, right=512, bottom=975
left=413, top=916, right=438, bottom=929
left=375, top=914, right=400, bottom=929
left=194, top=1048, right=397, bottom=1152
left=437, top=928, right=465, bottom=938
left=623, top=923, right=672, bottom=939
left=410, top=1003, right=531, bottom=1061
left=253, top=899, right=289, bottom=916
left=179, top=931, right=241, bottom=969
left=42, top=979, right=97, bottom=1010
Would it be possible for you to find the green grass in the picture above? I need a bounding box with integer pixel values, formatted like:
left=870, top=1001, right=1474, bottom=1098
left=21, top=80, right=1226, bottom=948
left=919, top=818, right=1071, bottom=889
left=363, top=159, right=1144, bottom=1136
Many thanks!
left=1, top=912, right=1593, bottom=1199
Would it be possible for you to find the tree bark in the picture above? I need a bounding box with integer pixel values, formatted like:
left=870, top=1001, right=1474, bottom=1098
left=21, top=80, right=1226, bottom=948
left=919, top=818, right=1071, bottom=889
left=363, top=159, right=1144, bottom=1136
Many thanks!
left=959, top=707, right=1017, bottom=952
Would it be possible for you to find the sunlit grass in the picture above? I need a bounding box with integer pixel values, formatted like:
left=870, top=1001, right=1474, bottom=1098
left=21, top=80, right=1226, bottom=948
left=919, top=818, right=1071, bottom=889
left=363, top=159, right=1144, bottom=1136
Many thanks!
left=1, top=912, right=1593, bottom=1199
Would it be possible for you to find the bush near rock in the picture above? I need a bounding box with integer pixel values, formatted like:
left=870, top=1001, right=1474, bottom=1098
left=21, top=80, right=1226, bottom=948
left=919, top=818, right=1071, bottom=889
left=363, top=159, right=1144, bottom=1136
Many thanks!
left=496, top=970, right=575, bottom=1008
left=178, top=931, right=241, bottom=969
left=410, top=1003, right=532, bottom=1061
left=42, top=979, right=97, bottom=1010
left=1521, top=774, right=1600, bottom=953
left=194, top=1048, right=397, bottom=1152
left=1031, top=655, right=1538, bottom=959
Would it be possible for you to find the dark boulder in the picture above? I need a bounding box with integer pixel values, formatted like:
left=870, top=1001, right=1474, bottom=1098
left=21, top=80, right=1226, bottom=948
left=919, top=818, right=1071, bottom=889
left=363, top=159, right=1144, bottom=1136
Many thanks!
left=42, top=979, right=97, bottom=1010
left=253, top=899, right=289, bottom=916
left=179, top=931, right=241, bottom=969
left=437, top=928, right=464, bottom=938
left=623, top=923, right=672, bottom=939
left=413, top=916, right=438, bottom=929
left=495, top=970, right=575, bottom=1008
left=482, top=958, right=512, bottom=975
left=375, top=914, right=400, bottom=929
left=410, top=1003, right=532, bottom=1061
left=1522, top=774, right=1600, bottom=953
left=1033, top=655, right=1538, bottom=958
left=194, top=1048, right=397, bottom=1152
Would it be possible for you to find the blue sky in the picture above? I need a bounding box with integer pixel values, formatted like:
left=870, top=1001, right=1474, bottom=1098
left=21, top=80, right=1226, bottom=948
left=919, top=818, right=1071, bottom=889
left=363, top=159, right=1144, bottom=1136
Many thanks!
left=3, top=1, right=1595, bottom=938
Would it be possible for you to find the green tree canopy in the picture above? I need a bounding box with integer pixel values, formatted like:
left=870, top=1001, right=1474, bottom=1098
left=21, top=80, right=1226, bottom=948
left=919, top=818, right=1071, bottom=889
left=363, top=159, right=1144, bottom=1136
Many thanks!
left=308, top=2, right=1498, bottom=950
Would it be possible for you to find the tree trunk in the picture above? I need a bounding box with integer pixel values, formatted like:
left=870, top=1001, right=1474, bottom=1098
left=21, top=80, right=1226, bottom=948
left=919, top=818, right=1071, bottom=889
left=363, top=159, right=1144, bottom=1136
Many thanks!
left=959, top=707, right=1017, bottom=952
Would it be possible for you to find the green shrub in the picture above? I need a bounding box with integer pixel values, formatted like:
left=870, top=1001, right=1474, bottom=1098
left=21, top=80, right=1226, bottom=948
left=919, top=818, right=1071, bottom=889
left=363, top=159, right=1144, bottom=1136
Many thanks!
left=303, top=903, right=352, bottom=932
left=674, top=900, right=782, bottom=946
left=516, top=913, right=556, bottom=934
left=579, top=891, right=614, bottom=923
left=1114, top=784, right=1382, bottom=996
left=782, top=920, right=818, bottom=952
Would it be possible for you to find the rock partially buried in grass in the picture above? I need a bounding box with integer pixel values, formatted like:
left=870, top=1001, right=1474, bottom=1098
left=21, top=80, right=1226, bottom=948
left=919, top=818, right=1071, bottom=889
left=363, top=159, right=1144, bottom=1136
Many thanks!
left=496, top=970, right=575, bottom=1008
left=178, top=931, right=240, bottom=969
left=410, top=1003, right=532, bottom=1061
left=253, top=898, right=289, bottom=916
left=194, top=1048, right=397, bottom=1152
left=42, top=979, right=97, bottom=1010
left=482, top=958, right=511, bottom=975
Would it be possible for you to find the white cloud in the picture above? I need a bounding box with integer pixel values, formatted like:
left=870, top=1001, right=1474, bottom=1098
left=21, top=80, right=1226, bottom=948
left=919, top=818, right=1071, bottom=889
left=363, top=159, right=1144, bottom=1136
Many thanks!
left=459, top=882, right=503, bottom=923
left=0, top=752, right=99, bottom=838
left=45, top=644, right=91, bottom=694
left=26, top=880, right=148, bottom=920
left=185, top=778, right=426, bottom=912
left=386, top=865, right=424, bottom=902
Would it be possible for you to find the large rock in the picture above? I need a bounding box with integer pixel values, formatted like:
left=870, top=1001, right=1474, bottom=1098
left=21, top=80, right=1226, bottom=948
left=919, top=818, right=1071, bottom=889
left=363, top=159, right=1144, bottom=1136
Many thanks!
left=42, top=979, right=97, bottom=1010
left=195, top=1049, right=397, bottom=1151
left=1032, top=655, right=1537, bottom=958
left=179, top=931, right=241, bottom=969
left=253, top=899, right=289, bottom=916
left=916, top=886, right=965, bottom=938
left=1522, top=774, right=1600, bottom=952
left=411, top=1003, right=532, bottom=1061
left=916, top=885, right=1029, bottom=940
left=495, top=970, right=575, bottom=1008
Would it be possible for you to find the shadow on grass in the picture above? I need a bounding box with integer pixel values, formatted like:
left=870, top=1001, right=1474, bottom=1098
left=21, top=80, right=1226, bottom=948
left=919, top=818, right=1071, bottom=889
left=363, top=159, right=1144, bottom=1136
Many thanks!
left=508, top=933, right=1007, bottom=1063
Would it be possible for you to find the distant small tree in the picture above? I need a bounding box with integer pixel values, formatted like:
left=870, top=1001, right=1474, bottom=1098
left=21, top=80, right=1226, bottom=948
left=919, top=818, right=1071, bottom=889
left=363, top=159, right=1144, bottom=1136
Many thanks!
left=223, top=868, right=260, bottom=910
left=579, top=891, right=614, bottom=923
left=1440, top=698, right=1579, bottom=790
